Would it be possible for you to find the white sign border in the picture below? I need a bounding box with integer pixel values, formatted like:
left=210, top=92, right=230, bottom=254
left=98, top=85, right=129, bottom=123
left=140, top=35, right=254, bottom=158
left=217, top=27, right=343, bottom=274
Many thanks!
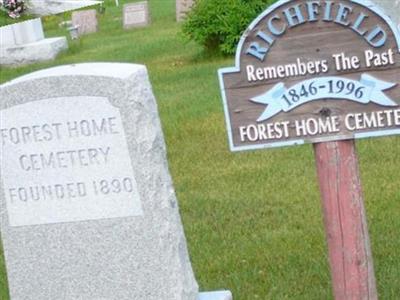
left=218, top=0, right=400, bottom=152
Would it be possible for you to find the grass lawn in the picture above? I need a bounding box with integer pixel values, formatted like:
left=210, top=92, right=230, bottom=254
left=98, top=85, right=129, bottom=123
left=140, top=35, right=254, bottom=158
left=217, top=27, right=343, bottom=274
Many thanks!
left=1, top=0, right=399, bottom=299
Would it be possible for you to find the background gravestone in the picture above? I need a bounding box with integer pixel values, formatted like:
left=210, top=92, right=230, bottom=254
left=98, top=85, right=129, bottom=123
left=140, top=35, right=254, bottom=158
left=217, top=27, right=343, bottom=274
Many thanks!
left=176, top=0, right=194, bottom=22
left=123, top=1, right=150, bottom=29
left=0, top=63, right=198, bottom=299
left=71, top=9, right=98, bottom=36
left=0, top=18, right=67, bottom=67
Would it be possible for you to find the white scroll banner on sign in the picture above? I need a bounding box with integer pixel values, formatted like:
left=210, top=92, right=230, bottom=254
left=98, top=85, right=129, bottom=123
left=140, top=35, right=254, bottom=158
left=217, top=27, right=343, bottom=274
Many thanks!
left=251, top=74, right=398, bottom=122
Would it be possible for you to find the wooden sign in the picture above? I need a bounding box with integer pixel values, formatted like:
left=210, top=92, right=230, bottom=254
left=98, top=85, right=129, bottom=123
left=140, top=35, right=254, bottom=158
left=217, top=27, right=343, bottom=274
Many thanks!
left=219, top=0, right=400, bottom=152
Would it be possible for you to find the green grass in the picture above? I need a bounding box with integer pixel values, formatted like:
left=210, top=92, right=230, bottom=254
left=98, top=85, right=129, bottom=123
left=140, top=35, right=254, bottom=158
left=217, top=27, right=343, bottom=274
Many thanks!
left=1, top=1, right=400, bottom=299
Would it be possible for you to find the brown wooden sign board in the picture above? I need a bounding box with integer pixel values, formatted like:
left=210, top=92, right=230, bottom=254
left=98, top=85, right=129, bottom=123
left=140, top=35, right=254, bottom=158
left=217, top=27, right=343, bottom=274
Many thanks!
left=219, top=0, right=400, bottom=151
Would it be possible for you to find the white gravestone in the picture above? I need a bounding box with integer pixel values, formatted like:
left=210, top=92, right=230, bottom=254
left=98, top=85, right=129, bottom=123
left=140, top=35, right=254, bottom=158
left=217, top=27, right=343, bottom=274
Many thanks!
left=0, top=0, right=102, bottom=66
left=3, top=18, right=44, bottom=45
left=0, top=63, right=198, bottom=299
left=0, top=18, right=67, bottom=66
left=123, top=1, right=150, bottom=29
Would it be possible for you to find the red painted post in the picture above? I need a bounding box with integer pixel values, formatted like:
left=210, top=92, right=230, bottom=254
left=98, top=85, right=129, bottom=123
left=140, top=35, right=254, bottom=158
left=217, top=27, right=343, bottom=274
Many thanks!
left=313, top=140, right=378, bottom=300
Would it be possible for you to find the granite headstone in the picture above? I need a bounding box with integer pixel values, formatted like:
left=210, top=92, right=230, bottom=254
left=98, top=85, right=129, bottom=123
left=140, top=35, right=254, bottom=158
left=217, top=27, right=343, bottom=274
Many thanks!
left=176, top=0, right=195, bottom=22
left=71, top=9, right=98, bottom=36
left=123, top=1, right=150, bottom=29
left=0, top=63, right=198, bottom=299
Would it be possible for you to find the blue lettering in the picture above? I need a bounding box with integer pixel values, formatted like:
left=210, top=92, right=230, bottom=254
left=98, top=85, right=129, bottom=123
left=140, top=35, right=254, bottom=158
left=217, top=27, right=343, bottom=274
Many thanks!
left=283, top=4, right=306, bottom=28
left=307, top=1, right=321, bottom=22
left=351, top=12, right=369, bottom=36
left=257, top=31, right=275, bottom=45
left=245, top=0, right=390, bottom=60
left=268, top=14, right=286, bottom=36
left=323, top=0, right=334, bottom=21
left=246, top=42, right=268, bottom=61
left=335, top=3, right=353, bottom=26
left=366, top=26, right=387, bottom=48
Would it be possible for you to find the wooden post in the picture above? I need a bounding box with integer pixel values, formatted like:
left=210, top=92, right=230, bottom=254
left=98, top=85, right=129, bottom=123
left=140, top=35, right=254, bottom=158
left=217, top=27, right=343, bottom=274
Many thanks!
left=314, top=140, right=378, bottom=300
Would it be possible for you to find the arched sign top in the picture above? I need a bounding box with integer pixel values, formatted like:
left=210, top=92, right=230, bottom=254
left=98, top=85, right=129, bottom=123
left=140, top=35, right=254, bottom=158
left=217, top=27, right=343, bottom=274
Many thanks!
left=234, top=0, right=400, bottom=67
left=219, top=0, right=400, bottom=152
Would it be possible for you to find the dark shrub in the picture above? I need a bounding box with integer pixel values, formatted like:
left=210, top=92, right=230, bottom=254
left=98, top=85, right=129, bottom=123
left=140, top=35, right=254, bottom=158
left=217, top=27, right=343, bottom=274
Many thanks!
left=182, top=0, right=277, bottom=55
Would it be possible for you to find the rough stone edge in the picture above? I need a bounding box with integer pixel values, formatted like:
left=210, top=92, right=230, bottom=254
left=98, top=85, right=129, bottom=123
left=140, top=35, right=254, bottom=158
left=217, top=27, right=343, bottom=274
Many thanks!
left=0, top=63, right=200, bottom=299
